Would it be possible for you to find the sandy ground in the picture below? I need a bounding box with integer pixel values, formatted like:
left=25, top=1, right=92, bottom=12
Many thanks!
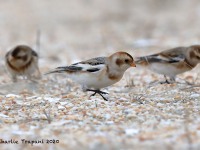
left=0, top=0, right=200, bottom=150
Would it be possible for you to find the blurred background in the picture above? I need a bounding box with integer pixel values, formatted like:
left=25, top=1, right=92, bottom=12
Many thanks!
left=0, top=1, right=200, bottom=149
left=0, top=0, right=200, bottom=68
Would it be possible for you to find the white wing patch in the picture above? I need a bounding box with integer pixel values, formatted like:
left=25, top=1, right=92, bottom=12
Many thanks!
left=73, top=63, right=105, bottom=72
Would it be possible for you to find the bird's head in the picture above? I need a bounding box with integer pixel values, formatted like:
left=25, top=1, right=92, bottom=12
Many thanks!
left=7, top=45, right=34, bottom=67
left=108, top=51, right=136, bottom=72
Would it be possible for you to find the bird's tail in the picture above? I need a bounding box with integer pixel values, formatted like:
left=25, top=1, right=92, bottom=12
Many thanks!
left=44, top=67, right=68, bottom=75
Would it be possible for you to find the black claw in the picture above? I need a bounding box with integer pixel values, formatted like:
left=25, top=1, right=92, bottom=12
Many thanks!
left=98, top=91, right=108, bottom=95
left=160, top=75, right=176, bottom=84
left=160, top=80, right=171, bottom=84
left=91, top=93, right=96, bottom=96
left=86, top=89, right=108, bottom=101
left=98, top=93, right=108, bottom=101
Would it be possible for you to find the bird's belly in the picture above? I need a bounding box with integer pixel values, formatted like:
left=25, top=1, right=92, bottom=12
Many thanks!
left=68, top=72, right=120, bottom=89
left=148, top=62, right=191, bottom=77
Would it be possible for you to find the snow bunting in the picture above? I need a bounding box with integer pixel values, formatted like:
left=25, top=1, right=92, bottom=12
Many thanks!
left=136, top=45, right=200, bottom=83
left=5, top=45, right=41, bottom=82
left=46, top=52, right=136, bottom=100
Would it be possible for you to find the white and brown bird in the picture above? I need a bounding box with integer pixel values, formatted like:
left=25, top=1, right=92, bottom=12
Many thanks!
left=136, top=45, right=200, bottom=83
left=46, top=52, right=136, bottom=100
left=5, top=45, right=41, bottom=82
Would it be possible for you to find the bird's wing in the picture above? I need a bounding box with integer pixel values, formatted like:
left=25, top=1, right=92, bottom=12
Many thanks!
left=136, top=47, right=186, bottom=65
left=73, top=57, right=106, bottom=66
left=45, top=57, right=106, bottom=74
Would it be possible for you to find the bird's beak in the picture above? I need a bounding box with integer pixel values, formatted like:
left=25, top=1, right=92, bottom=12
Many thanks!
left=130, top=63, right=136, bottom=67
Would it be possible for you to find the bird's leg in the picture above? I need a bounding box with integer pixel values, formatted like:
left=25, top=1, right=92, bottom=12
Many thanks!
left=86, top=89, right=108, bottom=95
left=165, top=75, right=171, bottom=84
left=159, top=75, right=168, bottom=84
left=169, top=77, right=176, bottom=83
left=86, top=89, right=108, bottom=101
left=160, top=75, right=171, bottom=84
left=149, top=76, right=175, bottom=85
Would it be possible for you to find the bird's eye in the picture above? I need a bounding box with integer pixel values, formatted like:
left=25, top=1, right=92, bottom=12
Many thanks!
left=125, top=59, right=129, bottom=63
left=16, top=56, right=22, bottom=59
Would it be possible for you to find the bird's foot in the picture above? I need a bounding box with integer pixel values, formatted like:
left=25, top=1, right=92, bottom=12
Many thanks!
left=160, top=80, right=173, bottom=84
left=86, top=89, right=108, bottom=101
left=160, top=76, right=175, bottom=84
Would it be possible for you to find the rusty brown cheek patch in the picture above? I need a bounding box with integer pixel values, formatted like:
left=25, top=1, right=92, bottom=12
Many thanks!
left=116, top=59, right=123, bottom=66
